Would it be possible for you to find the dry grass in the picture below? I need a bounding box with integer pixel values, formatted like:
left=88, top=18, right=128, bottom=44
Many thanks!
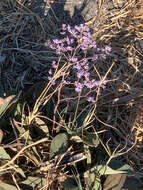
left=89, top=0, right=143, bottom=169
left=0, top=0, right=143, bottom=175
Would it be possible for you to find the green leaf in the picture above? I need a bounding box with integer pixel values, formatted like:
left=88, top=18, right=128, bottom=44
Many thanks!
left=84, top=169, right=102, bottom=190
left=25, top=150, right=40, bottom=165
left=83, top=133, right=99, bottom=147
left=14, top=103, right=21, bottom=118
left=96, top=165, right=130, bottom=175
left=0, top=93, right=20, bottom=118
left=70, top=135, right=83, bottom=143
left=50, top=133, right=68, bottom=157
left=0, top=182, right=18, bottom=190
left=34, top=117, right=49, bottom=138
left=44, top=99, right=55, bottom=122
left=61, top=177, right=78, bottom=189
left=14, top=166, right=26, bottom=178
left=94, top=180, right=102, bottom=190
left=109, top=160, right=134, bottom=175
left=21, top=176, right=46, bottom=189
left=84, top=145, right=91, bottom=165
left=0, top=129, right=3, bottom=144
left=76, top=111, right=89, bottom=128
left=16, top=122, right=26, bottom=135
left=0, top=147, right=11, bottom=162
left=84, top=161, right=133, bottom=177
left=22, top=130, right=41, bottom=162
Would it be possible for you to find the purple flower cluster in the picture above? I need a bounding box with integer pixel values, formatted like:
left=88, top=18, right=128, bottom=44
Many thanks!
left=45, top=23, right=111, bottom=103
left=45, top=33, right=74, bottom=55
left=60, top=24, right=97, bottom=51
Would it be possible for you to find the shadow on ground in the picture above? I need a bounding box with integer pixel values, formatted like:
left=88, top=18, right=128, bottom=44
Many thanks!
left=0, top=0, right=98, bottom=94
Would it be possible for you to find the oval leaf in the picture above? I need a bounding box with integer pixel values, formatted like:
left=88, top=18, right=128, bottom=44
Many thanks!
left=83, top=133, right=99, bottom=147
left=14, top=166, right=26, bottom=178
left=109, top=160, right=134, bottom=175
left=0, top=147, right=11, bottom=162
left=0, top=182, right=18, bottom=190
left=50, top=133, right=68, bottom=157
left=0, top=93, right=20, bottom=118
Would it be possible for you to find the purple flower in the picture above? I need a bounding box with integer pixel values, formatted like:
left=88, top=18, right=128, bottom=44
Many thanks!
left=65, top=37, right=71, bottom=45
left=81, top=44, right=89, bottom=50
left=97, top=48, right=101, bottom=52
left=49, top=44, right=55, bottom=49
left=60, top=31, right=66, bottom=35
left=79, top=24, right=84, bottom=28
left=105, top=45, right=112, bottom=53
left=84, top=26, right=90, bottom=32
left=66, top=46, right=73, bottom=51
left=67, top=25, right=75, bottom=35
left=48, top=69, right=52, bottom=75
left=101, top=80, right=108, bottom=88
left=56, top=50, right=61, bottom=54
left=74, top=25, right=81, bottom=32
left=92, top=80, right=108, bottom=88
left=103, top=80, right=108, bottom=85
left=84, top=32, right=92, bottom=38
left=63, top=80, right=70, bottom=85
left=92, top=41, right=97, bottom=48
left=84, top=72, right=90, bottom=79
left=84, top=81, right=93, bottom=89
left=70, top=57, right=78, bottom=63
left=84, top=65, right=89, bottom=70
left=44, top=23, right=110, bottom=96
left=82, top=36, right=90, bottom=42
left=53, top=39, right=62, bottom=44
left=73, top=63, right=81, bottom=70
left=75, top=82, right=83, bottom=93
left=92, top=80, right=100, bottom=87
left=70, top=38, right=74, bottom=43
left=77, top=71, right=84, bottom=78
left=48, top=76, right=51, bottom=81
left=52, top=61, right=57, bottom=68
left=101, top=54, right=106, bottom=59
left=62, top=24, right=66, bottom=30
left=84, top=79, right=102, bottom=89
left=48, top=77, right=55, bottom=85
left=80, top=59, right=87, bottom=66
left=60, top=71, right=65, bottom=75
left=92, top=54, right=98, bottom=61
left=87, top=96, right=95, bottom=103
left=67, top=25, right=71, bottom=31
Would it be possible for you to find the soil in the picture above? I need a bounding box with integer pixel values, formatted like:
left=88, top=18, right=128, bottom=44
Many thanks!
left=31, top=0, right=124, bottom=25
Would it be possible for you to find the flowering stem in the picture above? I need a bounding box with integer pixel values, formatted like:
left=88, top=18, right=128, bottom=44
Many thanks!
left=52, top=75, right=64, bottom=132
left=73, top=91, right=82, bottom=125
